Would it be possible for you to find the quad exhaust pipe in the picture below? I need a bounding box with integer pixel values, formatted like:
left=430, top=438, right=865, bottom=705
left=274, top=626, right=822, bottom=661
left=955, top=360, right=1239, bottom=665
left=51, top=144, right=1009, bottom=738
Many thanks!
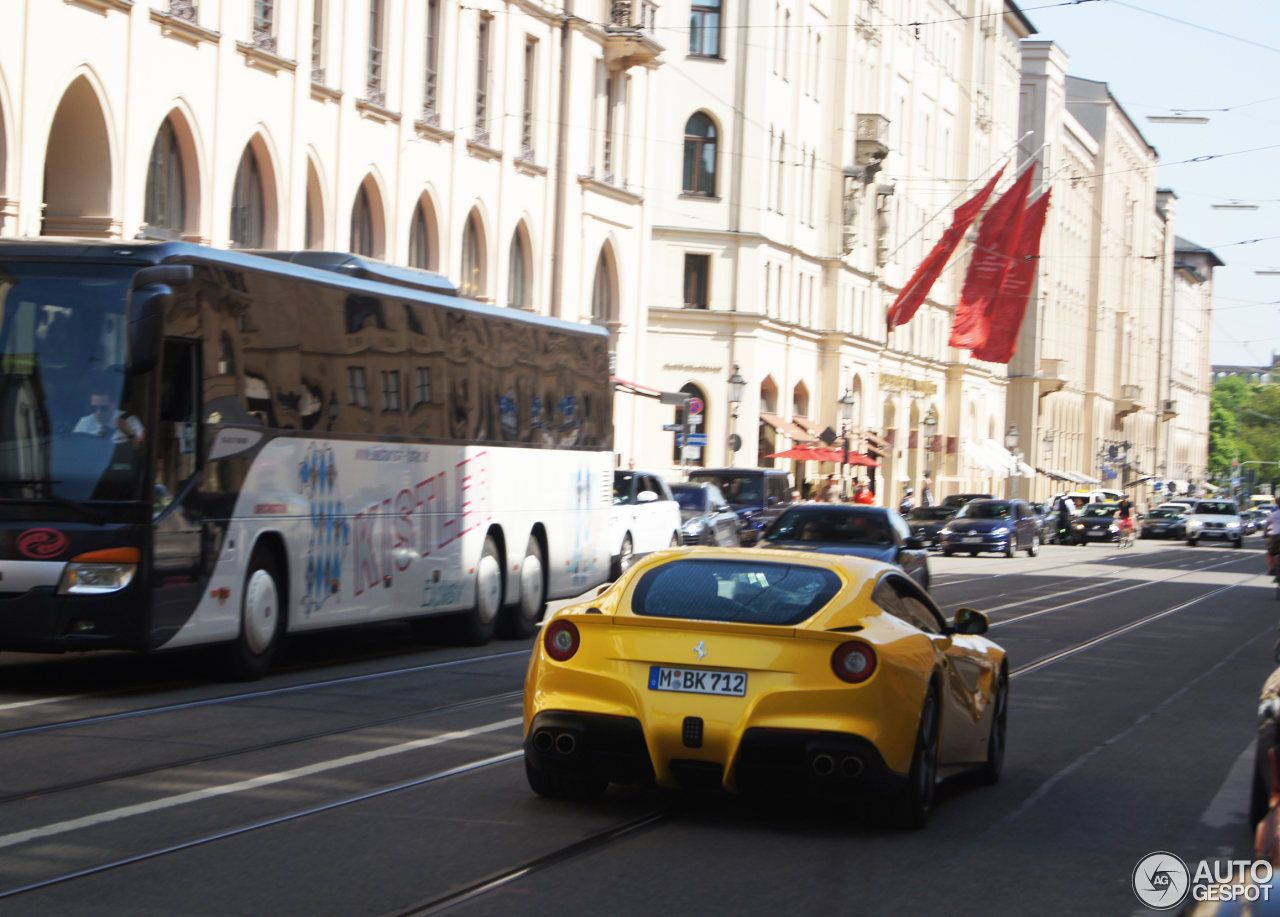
left=532, top=729, right=578, bottom=756
left=811, top=754, right=863, bottom=778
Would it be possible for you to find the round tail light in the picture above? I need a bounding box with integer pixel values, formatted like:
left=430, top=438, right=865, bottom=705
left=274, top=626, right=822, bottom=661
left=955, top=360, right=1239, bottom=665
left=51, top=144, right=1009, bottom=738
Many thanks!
left=544, top=620, right=580, bottom=661
left=832, top=641, right=877, bottom=684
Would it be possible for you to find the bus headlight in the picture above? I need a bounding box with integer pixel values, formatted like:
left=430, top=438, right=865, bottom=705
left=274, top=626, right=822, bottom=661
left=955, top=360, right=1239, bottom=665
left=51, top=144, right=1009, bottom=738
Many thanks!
left=57, top=548, right=140, bottom=595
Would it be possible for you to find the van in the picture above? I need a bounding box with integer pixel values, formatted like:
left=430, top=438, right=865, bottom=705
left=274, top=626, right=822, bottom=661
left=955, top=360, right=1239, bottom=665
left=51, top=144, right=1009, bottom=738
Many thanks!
left=686, top=468, right=793, bottom=545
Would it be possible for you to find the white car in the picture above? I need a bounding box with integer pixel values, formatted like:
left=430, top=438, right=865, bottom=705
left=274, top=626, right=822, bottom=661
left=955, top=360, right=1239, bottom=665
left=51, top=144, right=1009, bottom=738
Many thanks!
left=1185, top=499, right=1245, bottom=548
left=1157, top=502, right=1193, bottom=515
left=610, top=470, right=682, bottom=577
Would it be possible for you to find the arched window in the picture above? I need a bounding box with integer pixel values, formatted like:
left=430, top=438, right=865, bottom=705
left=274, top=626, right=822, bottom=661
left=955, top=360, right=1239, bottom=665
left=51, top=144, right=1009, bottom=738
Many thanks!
left=459, top=213, right=483, bottom=298
left=507, top=230, right=527, bottom=308
left=683, top=113, right=717, bottom=196
left=230, top=145, right=265, bottom=249
left=590, top=250, right=613, bottom=323
left=42, top=76, right=113, bottom=237
left=408, top=201, right=432, bottom=270
left=144, top=117, right=185, bottom=236
left=351, top=183, right=374, bottom=256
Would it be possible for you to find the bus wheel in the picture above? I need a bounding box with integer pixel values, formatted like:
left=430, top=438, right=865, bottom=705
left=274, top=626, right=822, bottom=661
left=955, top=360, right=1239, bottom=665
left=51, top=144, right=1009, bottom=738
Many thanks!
left=454, top=536, right=502, bottom=646
left=500, top=537, right=546, bottom=639
left=226, top=546, right=284, bottom=681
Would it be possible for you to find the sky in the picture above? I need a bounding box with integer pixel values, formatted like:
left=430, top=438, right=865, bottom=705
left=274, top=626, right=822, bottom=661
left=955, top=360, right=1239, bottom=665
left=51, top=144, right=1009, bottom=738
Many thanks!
left=1022, top=0, right=1280, bottom=367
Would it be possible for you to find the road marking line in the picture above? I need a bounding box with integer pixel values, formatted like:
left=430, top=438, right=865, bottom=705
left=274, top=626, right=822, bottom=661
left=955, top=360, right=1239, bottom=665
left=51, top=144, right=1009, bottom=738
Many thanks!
left=0, top=716, right=522, bottom=851
left=0, top=694, right=98, bottom=712
left=1200, top=740, right=1256, bottom=829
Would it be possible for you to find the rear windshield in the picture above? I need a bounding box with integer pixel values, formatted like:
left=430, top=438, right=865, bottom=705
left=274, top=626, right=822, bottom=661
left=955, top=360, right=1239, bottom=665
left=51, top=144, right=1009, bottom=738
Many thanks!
left=956, top=501, right=1011, bottom=520
left=764, top=508, right=893, bottom=545
left=689, top=474, right=764, bottom=504
left=1082, top=505, right=1117, bottom=517
left=906, top=506, right=955, bottom=521
left=632, top=559, right=841, bottom=626
left=672, top=487, right=705, bottom=511
left=1145, top=509, right=1179, bottom=519
left=1195, top=502, right=1236, bottom=515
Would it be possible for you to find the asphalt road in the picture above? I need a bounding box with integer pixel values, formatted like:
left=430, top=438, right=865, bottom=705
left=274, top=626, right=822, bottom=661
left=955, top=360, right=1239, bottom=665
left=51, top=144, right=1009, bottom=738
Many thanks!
left=0, top=535, right=1276, bottom=916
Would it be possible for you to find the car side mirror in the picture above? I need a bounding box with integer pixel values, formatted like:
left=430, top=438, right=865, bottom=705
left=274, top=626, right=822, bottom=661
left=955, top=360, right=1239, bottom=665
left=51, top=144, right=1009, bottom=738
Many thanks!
left=128, top=265, right=192, bottom=376
left=767, top=495, right=778, bottom=505
left=637, top=491, right=658, bottom=503
left=904, top=536, right=925, bottom=550
left=953, top=607, right=989, bottom=636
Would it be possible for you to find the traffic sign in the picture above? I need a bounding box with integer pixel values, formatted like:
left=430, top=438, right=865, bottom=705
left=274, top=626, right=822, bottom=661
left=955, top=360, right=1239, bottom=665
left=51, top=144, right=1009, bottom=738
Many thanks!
left=728, top=433, right=742, bottom=452
left=678, top=433, right=707, bottom=446
left=687, top=397, right=704, bottom=417
left=681, top=446, right=702, bottom=460
left=662, top=424, right=684, bottom=432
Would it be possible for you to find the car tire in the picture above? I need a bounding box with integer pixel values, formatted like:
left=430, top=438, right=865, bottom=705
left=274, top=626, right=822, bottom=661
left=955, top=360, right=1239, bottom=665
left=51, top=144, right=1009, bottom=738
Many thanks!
left=610, top=534, right=634, bottom=579
left=1004, top=542, right=1015, bottom=558
left=524, top=758, right=608, bottom=801
left=975, top=668, right=1008, bottom=786
left=1234, top=538, right=1244, bottom=549
left=969, top=551, right=979, bottom=557
left=942, top=548, right=954, bottom=557
left=1026, top=534, right=1039, bottom=558
left=884, top=684, right=940, bottom=829
left=670, top=533, right=680, bottom=548
left=1187, top=538, right=1197, bottom=547
left=498, top=537, right=546, bottom=640
left=225, top=544, right=285, bottom=681
left=448, top=536, right=502, bottom=646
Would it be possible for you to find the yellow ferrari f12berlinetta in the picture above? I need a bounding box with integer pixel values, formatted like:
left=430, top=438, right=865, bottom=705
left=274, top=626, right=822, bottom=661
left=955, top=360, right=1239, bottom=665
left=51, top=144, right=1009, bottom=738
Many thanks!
left=523, top=547, right=1007, bottom=828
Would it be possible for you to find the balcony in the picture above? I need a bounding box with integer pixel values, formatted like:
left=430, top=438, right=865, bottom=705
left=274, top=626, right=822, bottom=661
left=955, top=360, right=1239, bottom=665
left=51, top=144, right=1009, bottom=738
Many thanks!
left=855, top=114, right=890, bottom=172
left=1116, top=384, right=1144, bottom=419
left=1038, top=358, right=1067, bottom=395
left=603, top=0, right=664, bottom=71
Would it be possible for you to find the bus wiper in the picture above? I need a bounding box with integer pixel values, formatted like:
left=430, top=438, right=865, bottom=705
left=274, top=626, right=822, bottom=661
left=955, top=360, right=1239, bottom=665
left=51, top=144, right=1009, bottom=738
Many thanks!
left=0, top=480, right=108, bottom=525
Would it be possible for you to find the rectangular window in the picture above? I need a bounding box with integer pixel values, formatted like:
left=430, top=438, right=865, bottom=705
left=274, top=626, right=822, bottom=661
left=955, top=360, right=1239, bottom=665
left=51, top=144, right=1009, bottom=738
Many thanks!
left=603, top=74, right=616, bottom=182
left=475, top=16, right=491, bottom=143
left=415, top=367, right=433, bottom=405
left=254, top=0, right=275, bottom=44
left=368, top=0, right=384, bottom=95
left=424, top=0, right=441, bottom=120
left=381, top=370, right=401, bottom=411
left=522, top=39, right=536, bottom=159
left=347, top=367, right=369, bottom=407
left=684, top=254, right=710, bottom=309
left=689, top=0, right=722, bottom=57
left=312, top=0, right=325, bottom=81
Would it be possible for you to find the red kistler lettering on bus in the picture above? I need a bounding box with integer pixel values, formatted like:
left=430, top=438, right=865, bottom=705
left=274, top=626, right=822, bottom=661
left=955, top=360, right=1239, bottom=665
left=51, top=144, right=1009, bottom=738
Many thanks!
left=353, top=508, right=380, bottom=595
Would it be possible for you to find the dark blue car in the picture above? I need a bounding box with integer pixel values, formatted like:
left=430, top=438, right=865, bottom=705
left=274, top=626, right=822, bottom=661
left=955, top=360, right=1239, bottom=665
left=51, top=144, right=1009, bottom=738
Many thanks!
left=758, top=504, right=931, bottom=590
left=939, top=498, right=1041, bottom=558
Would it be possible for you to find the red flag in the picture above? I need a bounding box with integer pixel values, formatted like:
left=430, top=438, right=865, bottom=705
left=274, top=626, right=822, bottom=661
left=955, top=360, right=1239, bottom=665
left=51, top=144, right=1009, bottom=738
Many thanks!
left=971, top=189, right=1052, bottom=364
left=948, top=166, right=1036, bottom=349
left=886, top=166, right=1006, bottom=331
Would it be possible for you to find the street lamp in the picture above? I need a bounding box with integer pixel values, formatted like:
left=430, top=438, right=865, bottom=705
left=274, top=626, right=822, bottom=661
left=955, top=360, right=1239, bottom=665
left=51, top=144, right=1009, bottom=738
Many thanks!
left=1005, top=423, right=1022, bottom=497
left=838, top=389, right=855, bottom=499
left=922, top=409, right=937, bottom=473
left=1004, top=423, right=1020, bottom=451
left=728, top=365, right=746, bottom=418
left=1043, top=430, right=1054, bottom=454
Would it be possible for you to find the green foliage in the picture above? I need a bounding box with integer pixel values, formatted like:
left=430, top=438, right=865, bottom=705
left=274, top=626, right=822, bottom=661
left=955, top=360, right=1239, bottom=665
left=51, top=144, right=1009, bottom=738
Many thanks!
left=1210, top=376, right=1280, bottom=487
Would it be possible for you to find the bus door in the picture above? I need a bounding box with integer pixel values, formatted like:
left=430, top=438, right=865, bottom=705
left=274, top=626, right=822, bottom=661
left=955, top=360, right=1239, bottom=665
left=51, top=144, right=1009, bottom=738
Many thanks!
left=151, top=338, right=210, bottom=646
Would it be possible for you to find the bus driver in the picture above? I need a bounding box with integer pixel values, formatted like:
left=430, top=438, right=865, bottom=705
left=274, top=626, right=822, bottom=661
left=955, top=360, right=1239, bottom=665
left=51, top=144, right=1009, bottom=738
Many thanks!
left=74, top=391, right=145, bottom=444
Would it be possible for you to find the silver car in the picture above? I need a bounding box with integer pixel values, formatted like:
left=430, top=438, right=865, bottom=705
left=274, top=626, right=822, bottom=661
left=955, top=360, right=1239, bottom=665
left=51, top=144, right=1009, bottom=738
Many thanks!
left=1185, top=499, right=1245, bottom=548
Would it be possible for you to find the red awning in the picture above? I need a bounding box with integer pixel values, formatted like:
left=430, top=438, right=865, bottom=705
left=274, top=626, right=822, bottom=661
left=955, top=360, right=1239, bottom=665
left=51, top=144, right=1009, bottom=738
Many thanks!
left=767, top=445, right=844, bottom=463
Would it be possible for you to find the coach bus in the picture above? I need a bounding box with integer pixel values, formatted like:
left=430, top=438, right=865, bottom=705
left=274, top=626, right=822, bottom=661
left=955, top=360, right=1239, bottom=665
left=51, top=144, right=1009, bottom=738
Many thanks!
left=0, top=240, right=612, bottom=677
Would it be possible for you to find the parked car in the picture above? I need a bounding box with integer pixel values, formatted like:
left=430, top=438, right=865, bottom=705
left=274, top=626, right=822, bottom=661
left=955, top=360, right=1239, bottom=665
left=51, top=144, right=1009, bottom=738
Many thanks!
left=670, top=483, right=742, bottom=547
left=1186, top=499, right=1245, bottom=548
left=1066, top=502, right=1121, bottom=545
left=687, top=468, right=793, bottom=545
left=939, top=499, right=1041, bottom=558
left=939, top=493, right=995, bottom=510
left=1156, top=501, right=1192, bottom=515
left=610, top=470, right=682, bottom=577
left=904, top=506, right=958, bottom=550
left=1026, top=502, right=1058, bottom=544
left=1242, top=509, right=1263, bottom=536
left=1055, top=490, right=1125, bottom=512
left=1139, top=508, right=1186, bottom=540
left=760, top=504, right=931, bottom=590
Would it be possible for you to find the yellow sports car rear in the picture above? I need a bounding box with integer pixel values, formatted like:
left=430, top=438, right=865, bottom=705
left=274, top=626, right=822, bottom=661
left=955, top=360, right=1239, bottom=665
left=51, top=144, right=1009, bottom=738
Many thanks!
left=523, top=547, right=1007, bottom=827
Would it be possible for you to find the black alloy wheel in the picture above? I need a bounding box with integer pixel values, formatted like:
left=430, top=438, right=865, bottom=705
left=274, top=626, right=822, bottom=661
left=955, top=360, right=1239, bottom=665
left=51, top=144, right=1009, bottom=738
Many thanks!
left=885, top=685, right=940, bottom=829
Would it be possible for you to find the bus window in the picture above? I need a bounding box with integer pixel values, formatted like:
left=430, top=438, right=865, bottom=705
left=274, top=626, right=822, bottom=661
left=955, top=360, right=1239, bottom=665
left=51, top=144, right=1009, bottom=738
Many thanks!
left=156, top=339, right=201, bottom=517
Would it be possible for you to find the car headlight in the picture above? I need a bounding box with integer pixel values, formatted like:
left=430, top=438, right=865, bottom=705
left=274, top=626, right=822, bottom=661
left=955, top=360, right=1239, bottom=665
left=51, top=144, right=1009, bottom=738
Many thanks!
left=939, top=527, right=952, bottom=536
left=1188, top=520, right=1202, bottom=528
left=1227, top=522, right=1240, bottom=529
left=1108, top=524, right=1119, bottom=533
left=683, top=520, right=704, bottom=535
left=58, top=562, right=137, bottom=595
left=1074, top=523, right=1085, bottom=530
left=992, top=526, right=1010, bottom=535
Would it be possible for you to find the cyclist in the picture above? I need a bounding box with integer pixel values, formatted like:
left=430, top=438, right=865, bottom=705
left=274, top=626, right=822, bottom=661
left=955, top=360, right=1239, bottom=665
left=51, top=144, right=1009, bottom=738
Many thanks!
left=1117, top=495, right=1135, bottom=546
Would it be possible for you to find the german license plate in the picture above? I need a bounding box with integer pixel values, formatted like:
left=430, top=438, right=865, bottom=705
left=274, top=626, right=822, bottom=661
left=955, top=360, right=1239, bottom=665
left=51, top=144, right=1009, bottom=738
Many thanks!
left=1087, top=530, right=1105, bottom=537
left=649, top=666, right=746, bottom=697
left=963, top=536, right=983, bottom=543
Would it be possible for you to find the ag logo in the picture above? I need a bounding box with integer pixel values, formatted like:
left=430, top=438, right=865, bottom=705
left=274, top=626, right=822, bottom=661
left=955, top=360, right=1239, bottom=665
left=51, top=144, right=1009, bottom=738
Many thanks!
left=1133, top=852, right=1189, bottom=910
left=16, top=528, right=70, bottom=559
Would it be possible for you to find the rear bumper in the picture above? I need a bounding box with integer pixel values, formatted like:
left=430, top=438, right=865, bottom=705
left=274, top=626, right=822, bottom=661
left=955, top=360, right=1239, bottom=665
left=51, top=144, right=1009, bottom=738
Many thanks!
left=524, top=710, right=903, bottom=797
left=941, top=534, right=1010, bottom=552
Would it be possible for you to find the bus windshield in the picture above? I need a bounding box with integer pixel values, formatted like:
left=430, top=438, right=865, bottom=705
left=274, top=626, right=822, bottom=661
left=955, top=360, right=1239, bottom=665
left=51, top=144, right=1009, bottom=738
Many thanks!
left=0, top=262, right=148, bottom=501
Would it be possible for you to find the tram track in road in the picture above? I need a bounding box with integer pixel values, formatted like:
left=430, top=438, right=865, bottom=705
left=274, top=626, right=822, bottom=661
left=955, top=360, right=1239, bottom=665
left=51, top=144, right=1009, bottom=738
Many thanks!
left=0, top=558, right=1269, bottom=911
left=0, top=648, right=532, bottom=741
left=0, top=689, right=523, bottom=807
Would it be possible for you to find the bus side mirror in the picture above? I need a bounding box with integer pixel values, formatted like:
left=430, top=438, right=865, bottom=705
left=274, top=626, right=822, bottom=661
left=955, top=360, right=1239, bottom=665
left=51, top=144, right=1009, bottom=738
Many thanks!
left=128, top=265, right=191, bottom=376
left=128, top=286, right=169, bottom=375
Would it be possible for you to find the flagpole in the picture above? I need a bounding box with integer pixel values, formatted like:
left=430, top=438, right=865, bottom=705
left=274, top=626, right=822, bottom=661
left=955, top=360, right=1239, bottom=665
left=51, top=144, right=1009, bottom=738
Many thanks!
left=884, top=130, right=1035, bottom=265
